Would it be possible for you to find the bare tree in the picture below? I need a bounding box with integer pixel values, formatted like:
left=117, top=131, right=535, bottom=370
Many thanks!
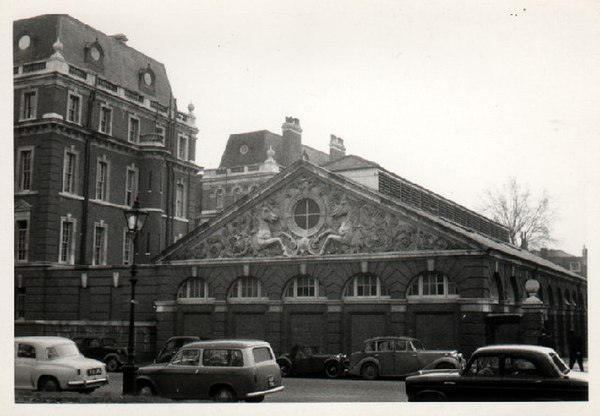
left=480, top=177, right=556, bottom=249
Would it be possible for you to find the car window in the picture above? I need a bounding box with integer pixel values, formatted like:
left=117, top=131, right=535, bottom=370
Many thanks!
left=465, top=355, right=500, bottom=377
left=17, top=343, right=36, bottom=359
left=394, top=340, right=408, bottom=351
left=253, top=347, right=273, bottom=363
left=411, top=340, right=425, bottom=351
left=171, top=349, right=201, bottom=366
left=103, top=338, right=117, bottom=347
left=166, top=340, right=176, bottom=350
left=504, top=356, right=542, bottom=377
left=89, top=339, right=101, bottom=348
left=377, top=340, right=393, bottom=352
left=203, top=349, right=244, bottom=367
left=364, top=341, right=376, bottom=352
left=550, top=353, right=569, bottom=375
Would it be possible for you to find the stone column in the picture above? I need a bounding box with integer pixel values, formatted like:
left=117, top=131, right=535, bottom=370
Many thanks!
left=521, top=279, right=547, bottom=345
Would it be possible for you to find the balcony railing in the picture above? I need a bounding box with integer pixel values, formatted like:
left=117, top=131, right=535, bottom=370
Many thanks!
left=139, top=133, right=165, bottom=146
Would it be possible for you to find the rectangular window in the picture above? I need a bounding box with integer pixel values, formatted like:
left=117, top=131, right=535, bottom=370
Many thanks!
left=128, top=117, right=139, bottom=143
left=96, top=160, right=109, bottom=201
left=126, top=168, right=138, bottom=206
left=22, top=91, right=37, bottom=120
left=16, top=290, right=26, bottom=319
left=17, top=148, right=33, bottom=191
left=67, top=93, right=81, bottom=124
left=357, top=275, right=376, bottom=296
left=15, top=220, right=29, bottom=262
left=93, top=224, right=107, bottom=266
left=156, top=125, right=165, bottom=142
left=178, top=134, right=189, bottom=160
left=62, top=150, right=77, bottom=194
left=570, top=262, right=581, bottom=272
left=296, top=276, right=315, bottom=297
left=175, top=183, right=185, bottom=218
left=123, top=229, right=133, bottom=265
left=99, top=106, right=112, bottom=134
left=59, top=220, right=75, bottom=264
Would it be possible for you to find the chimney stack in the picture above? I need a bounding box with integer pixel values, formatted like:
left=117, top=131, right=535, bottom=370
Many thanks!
left=329, top=134, right=346, bottom=161
left=281, top=116, right=302, bottom=166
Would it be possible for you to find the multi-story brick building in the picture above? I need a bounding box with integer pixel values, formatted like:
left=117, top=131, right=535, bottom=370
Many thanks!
left=531, top=247, right=588, bottom=279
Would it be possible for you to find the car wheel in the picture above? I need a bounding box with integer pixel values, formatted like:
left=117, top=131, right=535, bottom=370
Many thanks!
left=361, top=363, right=378, bottom=380
left=435, top=362, right=456, bottom=370
left=79, top=388, right=96, bottom=394
left=324, top=362, right=341, bottom=378
left=137, top=384, right=155, bottom=397
left=278, top=360, right=291, bottom=377
left=40, top=377, right=60, bottom=392
left=106, top=357, right=120, bottom=372
left=211, top=386, right=237, bottom=402
left=245, top=395, right=265, bottom=403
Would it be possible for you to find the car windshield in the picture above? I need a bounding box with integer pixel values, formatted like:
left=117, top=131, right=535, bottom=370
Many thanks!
left=550, top=352, right=570, bottom=375
left=103, top=338, right=117, bottom=347
left=46, top=343, right=80, bottom=359
left=411, top=340, right=425, bottom=351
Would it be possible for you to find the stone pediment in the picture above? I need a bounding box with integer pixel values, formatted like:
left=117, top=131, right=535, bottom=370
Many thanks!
left=162, top=164, right=478, bottom=261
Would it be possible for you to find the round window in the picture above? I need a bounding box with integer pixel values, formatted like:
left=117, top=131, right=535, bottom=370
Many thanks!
left=293, top=198, right=321, bottom=230
left=90, top=47, right=101, bottom=61
left=18, top=35, right=31, bottom=50
left=144, top=72, right=153, bottom=86
left=239, top=144, right=249, bottom=155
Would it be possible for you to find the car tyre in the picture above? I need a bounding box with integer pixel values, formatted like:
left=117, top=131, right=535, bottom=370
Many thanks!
left=418, top=391, right=445, bottom=401
left=278, top=359, right=291, bottom=377
left=211, top=386, right=237, bottom=402
left=361, top=363, right=378, bottom=380
left=324, top=362, right=341, bottom=378
left=40, top=377, right=60, bottom=392
left=137, top=384, right=155, bottom=397
left=106, top=357, right=120, bottom=372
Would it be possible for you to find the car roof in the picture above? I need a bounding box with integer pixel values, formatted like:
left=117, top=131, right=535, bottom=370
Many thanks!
left=474, top=344, right=555, bottom=354
left=168, top=336, right=200, bottom=340
left=183, top=339, right=270, bottom=349
left=15, top=336, right=74, bottom=345
left=364, top=336, right=418, bottom=342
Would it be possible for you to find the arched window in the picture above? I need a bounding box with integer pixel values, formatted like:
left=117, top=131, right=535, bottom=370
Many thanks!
left=492, top=273, right=504, bottom=302
left=233, top=187, right=242, bottom=202
left=177, top=277, right=208, bottom=299
left=343, top=273, right=388, bottom=298
left=215, top=188, right=224, bottom=210
left=228, top=277, right=266, bottom=299
left=564, top=290, right=572, bottom=308
left=283, top=275, right=324, bottom=298
left=406, top=272, right=458, bottom=298
left=557, top=288, right=563, bottom=308
left=249, top=185, right=258, bottom=193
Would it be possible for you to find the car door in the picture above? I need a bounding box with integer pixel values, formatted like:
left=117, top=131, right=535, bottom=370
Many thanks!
left=501, top=355, right=550, bottom=400
left=453, top=354, right=504, bottom=401
left=15, top=342, right=37, bottom=389
left=375, top=340, right=395, bottom=376
left=394, top=340, right=425, bottom=375
left=155, top=348, right=203, bottom=399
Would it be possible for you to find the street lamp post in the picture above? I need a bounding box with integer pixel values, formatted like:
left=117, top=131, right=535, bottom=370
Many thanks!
left=122, top=198, right=149, bottom=395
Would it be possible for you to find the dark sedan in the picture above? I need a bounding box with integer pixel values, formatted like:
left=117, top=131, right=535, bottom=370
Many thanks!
left=406, top=345, right=588, bottom=401
left=73, top=336, right=127, bottom=372
left=276, top=345, right=347, bottom=378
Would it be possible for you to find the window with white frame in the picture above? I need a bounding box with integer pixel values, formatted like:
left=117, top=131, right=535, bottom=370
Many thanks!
left=284, top=276, right=324, bottom=298
left=67, top=92, right=82, bottom=124
left=15, top=219, right=29, bottom=262
left=123, top=229, right=133, bottom=265
left=177, top=134, right=189, bottom=160
left=343, top=273, right=388, bottom=298
left=177, top=278, right=209, bottom=299
left=58, top=216, right=76, bottom=264
left=155, top=124, right=165, bottom=142
left=125, top=167, right=138, bottom=206
left=16, top=147, right=34, bottom=192
left=99, top=105, right=112, bottom=135
left=406, top=272, right=458, bottom=297
left=95, top=157, right=109, bottom=201
left=128, top=116, right=140, bottom=143
left=175, top=181, right=186, bottom=218
left=21, top=90, right=37, bottom=120
left=62, top=148, right=78, bottom=194
left=215, top=188, right=224, bottom=210
left=92, top=222, right=107, bottom=265
left=228, top=277, right=265, bottom=299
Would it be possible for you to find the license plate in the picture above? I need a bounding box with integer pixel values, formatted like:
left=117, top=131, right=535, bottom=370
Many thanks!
left=87, top=368, right=102, bottom=376
left=267, top=375, right=275, bottom=388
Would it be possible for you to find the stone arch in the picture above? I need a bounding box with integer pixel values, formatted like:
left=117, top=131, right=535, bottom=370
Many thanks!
left=176, top=276, right=209, bottom=299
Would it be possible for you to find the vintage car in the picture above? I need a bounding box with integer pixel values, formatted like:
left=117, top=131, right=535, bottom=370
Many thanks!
left=155, top=336, right=201, bottom=363
left=347, top=336, right=464, bottom=379
left=136, top=339, right=284, bottom=402
left=276, top=345, right=348, bottom=378
left=15, top=336, right=109, bottom=392
left=73, top=336, right=127, bottom=372
left=406, top=344, right=588, bottom=401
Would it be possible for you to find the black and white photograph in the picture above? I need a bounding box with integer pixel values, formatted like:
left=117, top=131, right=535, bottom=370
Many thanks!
left=4, top=0, right=599, bottom=415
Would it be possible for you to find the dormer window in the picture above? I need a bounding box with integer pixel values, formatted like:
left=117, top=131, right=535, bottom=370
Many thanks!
left=84, top=41, right=104, bottom=69
left=139, top=67, right=156, bottom=94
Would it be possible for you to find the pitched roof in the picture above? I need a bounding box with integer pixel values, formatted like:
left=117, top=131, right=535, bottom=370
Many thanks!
left=321, top=154, right=380, bottom=170
left=14, top=14, right=173, bottom=105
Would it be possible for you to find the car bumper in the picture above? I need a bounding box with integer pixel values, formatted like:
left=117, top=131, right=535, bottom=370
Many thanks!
left=67, top=377, right=109, bottom=389
left=246, top=385, right=285, bottom=398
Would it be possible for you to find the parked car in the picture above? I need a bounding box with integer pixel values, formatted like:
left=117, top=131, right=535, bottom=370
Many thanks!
left=347, top=336, right=464, bottom=379
left=73, top=336, right=127, bottom=372
left=15, top=336, right=108, bottom=393
left=276, top=345, right=348, bottom=378
left=406, top=344, right=588, bottom=401
left=155, top=336, right=201, bottom=363
left=136, top=339, right=284, bottom=402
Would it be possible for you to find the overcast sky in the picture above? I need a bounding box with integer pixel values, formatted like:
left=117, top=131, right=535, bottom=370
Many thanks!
left=7, top=0, right=600, bottom=255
